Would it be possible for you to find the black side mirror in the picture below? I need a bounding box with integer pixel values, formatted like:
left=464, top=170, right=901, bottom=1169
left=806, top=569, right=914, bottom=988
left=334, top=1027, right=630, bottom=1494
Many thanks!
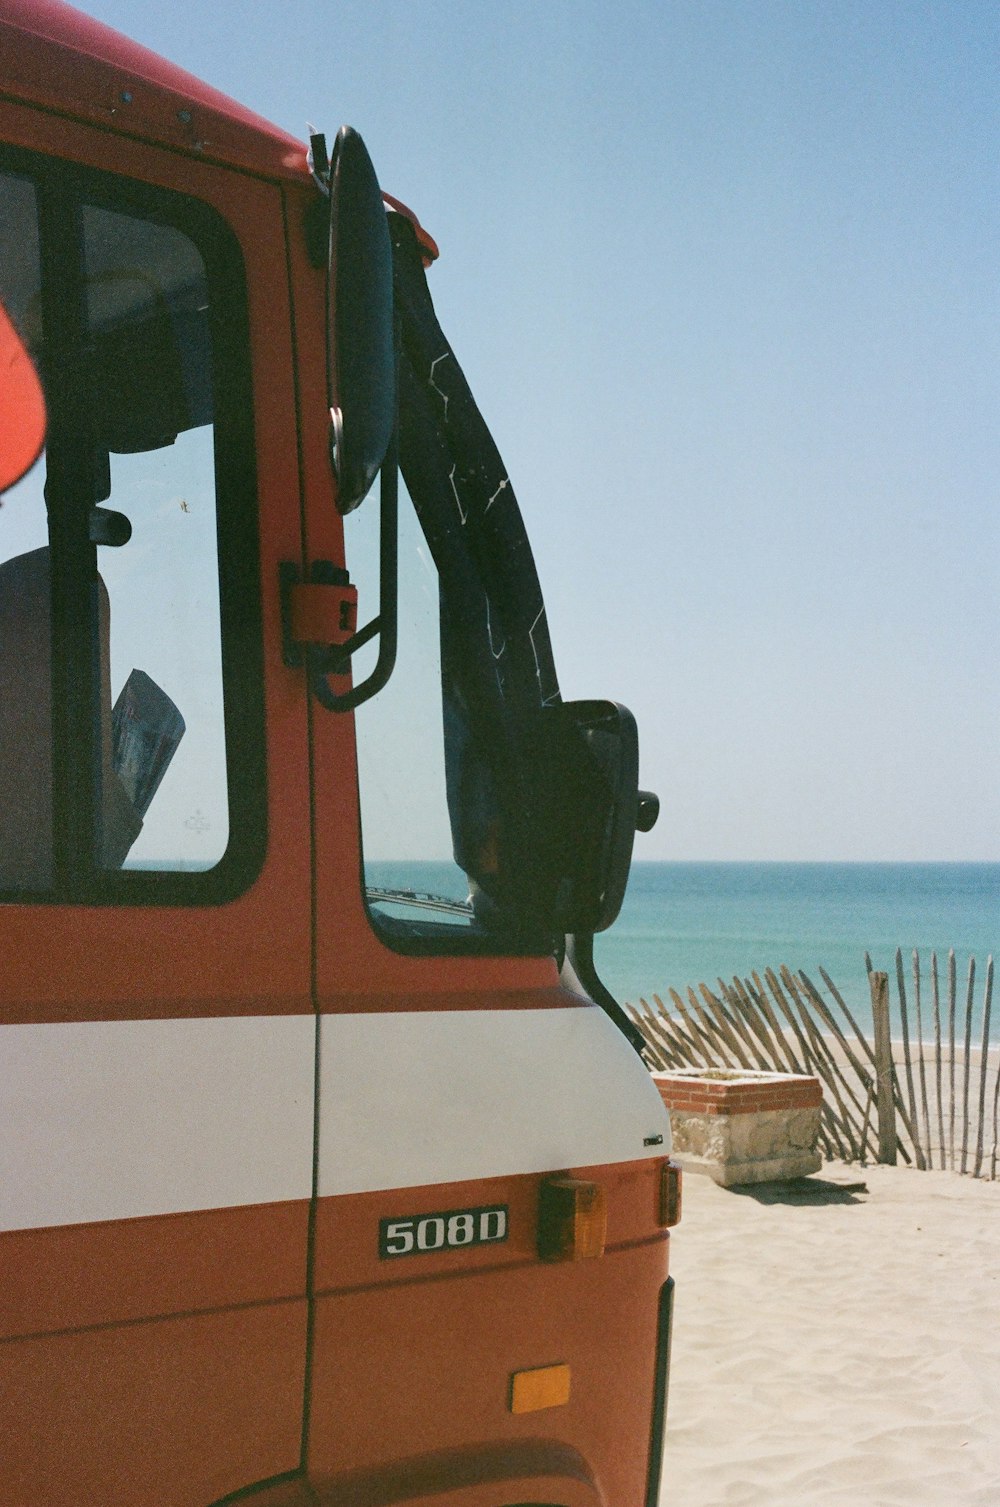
left=326, top=126, right=396, bottom=514
left=527, top=699, right=644, bottom=935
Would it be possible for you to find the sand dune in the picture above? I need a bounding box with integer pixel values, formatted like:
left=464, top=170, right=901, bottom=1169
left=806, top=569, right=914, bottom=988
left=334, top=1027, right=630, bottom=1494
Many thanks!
left=659, top=1161, right=1000, bottom=1506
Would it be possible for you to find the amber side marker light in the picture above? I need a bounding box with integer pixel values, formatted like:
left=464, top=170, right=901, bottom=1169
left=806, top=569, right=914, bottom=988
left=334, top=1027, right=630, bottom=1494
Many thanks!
left=660, top=1159, right=683, bottom=1228
left=509, top=1362, right=571, bottom=1415
left=538, top=1177, right=606, bottom=1262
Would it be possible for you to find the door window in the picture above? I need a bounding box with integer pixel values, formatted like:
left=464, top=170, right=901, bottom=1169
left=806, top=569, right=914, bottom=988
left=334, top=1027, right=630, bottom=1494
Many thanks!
left=0, top=157, right=262, bottom=900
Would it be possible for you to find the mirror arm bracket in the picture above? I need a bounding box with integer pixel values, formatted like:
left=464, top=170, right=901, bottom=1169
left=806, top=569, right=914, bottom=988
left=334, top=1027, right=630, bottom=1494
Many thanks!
left=332, top=608, right=380, bottom=661
left=563, top=932, right=648, bottom=1059
left=307, top=435, right=398, bottom=713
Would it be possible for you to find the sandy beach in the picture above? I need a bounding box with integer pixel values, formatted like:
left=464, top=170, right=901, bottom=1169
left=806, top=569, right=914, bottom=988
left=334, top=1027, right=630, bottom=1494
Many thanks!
left=658, top=1161, right=1000, bottom=1506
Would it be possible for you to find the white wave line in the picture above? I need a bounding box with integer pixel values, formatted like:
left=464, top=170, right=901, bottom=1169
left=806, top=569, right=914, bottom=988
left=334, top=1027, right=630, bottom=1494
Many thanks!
left=429, top=352, right=450, bottom=421
left=449, top=463, right=467, bottom=524
left=529, top=606, right=559, bottom=705
left=486, top=477, right=510, bottom=511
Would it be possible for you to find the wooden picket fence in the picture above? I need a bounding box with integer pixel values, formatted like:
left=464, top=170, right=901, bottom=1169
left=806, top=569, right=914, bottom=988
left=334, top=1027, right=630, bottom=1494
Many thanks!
left=626, top=950, right=997, bottom=1179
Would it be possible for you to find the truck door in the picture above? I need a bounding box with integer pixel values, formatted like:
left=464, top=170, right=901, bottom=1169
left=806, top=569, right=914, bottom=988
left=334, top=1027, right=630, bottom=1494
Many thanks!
left=0, top=114, right=315, bottom=1506
left=291, top=203, right=582, bottom=1489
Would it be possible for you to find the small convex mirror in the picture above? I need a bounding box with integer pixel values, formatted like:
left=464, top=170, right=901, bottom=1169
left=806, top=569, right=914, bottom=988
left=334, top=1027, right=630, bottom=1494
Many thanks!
left=327, top=126, right=396, bottom=514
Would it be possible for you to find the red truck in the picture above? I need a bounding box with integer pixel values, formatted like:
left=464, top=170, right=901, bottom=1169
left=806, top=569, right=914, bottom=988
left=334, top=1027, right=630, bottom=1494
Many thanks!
left=0, top=3, right=678, bottom=1503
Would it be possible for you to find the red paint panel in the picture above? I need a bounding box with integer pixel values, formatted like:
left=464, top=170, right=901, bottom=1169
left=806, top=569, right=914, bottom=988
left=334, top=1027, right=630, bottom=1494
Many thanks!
left=306, top=1241, right=666, bottom=1507
left=0, top=1200, right=309, bottom=1341
left=313, top=1160, right=669, bottom=1297
left=307, top=1164, right=669, bottom=1500
left=226, top=1485, right=316, bottom=1507
left=278, top=212, right=563, bottom=1013
left=0, top=99, right=312, bottom=1028
left=0, top=1302, right=306, bottom=1507
left=310, top=1441, right=602, bottom=1507
left=0, top=0, right=306, bottom=183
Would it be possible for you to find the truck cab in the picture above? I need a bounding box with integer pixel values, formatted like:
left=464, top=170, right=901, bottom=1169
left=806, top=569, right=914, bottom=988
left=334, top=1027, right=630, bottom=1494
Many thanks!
left=0, top=4, right=677, bottom=1504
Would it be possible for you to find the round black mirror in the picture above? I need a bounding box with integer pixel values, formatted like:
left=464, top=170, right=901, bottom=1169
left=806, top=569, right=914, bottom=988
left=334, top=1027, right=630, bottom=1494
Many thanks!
left=327, top=126, right=395, bottom=515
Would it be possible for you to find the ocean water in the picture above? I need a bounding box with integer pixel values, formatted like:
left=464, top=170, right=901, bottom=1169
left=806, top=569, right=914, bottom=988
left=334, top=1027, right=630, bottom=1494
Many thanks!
left=368, top=859, right=998, bottom=1039
left=596, top=862, right=998, bottom=1038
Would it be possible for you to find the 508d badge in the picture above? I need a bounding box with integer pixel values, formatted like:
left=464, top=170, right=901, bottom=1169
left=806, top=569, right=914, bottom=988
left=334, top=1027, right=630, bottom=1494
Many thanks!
left=379, top=1204, right=509, bottom=1259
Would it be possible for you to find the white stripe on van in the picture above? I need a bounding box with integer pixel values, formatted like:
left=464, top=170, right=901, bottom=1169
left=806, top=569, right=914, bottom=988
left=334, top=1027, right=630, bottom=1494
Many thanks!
left=0, top=1015, right=315, bottom=1231
left=0, top=1005, right=670, bottom=1233
left=318, top=1006, right=671, bottom=1197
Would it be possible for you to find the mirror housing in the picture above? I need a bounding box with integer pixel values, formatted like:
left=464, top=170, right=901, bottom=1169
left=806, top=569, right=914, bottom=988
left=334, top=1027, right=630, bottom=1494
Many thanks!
left=526, top=699, right=643, bottom=935
left=326, top=126, right=396, bottom=514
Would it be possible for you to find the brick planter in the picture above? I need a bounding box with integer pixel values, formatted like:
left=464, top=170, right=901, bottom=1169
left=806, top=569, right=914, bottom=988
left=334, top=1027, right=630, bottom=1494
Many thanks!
left=652, top=1069, right=822, bottom=1186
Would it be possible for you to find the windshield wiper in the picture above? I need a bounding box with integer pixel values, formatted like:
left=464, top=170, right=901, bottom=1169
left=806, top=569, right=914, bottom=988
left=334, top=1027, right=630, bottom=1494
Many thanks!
left=365, top=885, right=474, bottom=919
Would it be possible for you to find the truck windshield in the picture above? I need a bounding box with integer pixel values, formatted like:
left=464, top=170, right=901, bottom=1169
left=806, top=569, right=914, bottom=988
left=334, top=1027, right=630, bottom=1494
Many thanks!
left=349, top=214, right=561, bottom=952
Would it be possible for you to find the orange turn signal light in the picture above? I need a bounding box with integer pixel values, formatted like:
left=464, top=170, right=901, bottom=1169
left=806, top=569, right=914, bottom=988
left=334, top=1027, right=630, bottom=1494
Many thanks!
left=538, top=1177, right=606, bottom=1262
left=660, top=1159, right=683, bottom=1227
left=509, top=1362, right=571, bottom=1414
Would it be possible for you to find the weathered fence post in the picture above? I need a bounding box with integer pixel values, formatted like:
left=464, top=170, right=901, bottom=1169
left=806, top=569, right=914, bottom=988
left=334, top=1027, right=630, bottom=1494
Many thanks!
left=961, top=958, right=976, bottom=1175
left=870, top=970, right=897, bottom=1165
left=974, top=957, right=994, bottom=1179
left=895, top=949, right=925, bottom=1168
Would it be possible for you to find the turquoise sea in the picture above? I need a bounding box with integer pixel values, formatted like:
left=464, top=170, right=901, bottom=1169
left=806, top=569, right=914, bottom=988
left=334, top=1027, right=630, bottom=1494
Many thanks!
left=368, top=860, right=998, bottom=1040
left=596, top=862, right=998, bottom=1038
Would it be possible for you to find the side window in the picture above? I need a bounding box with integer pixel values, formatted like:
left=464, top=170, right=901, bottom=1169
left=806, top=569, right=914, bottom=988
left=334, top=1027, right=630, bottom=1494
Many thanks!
left=82, top=205, right=228, bottom=872
left=0, top=157, right=260, bottom=900
left=348, top=484, right=480, bottom=937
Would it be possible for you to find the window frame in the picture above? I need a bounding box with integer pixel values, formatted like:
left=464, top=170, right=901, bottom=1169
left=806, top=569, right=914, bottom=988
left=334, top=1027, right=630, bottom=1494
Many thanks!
left=0, top=144, right=266, bottom=907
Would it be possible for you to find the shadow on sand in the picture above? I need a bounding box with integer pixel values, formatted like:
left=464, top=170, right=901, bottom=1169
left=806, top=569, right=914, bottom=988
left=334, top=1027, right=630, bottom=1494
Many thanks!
left=726, top=1175, right=869, bottom=1206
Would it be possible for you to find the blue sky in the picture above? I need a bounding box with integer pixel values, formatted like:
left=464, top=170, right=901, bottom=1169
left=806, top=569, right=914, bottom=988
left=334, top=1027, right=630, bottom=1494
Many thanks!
left=75, top=0, right=998, bottom=860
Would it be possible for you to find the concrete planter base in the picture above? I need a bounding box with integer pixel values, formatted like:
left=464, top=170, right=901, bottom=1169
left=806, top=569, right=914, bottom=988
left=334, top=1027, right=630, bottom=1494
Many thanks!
left=652, top=1069, right=822, bottom=1187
